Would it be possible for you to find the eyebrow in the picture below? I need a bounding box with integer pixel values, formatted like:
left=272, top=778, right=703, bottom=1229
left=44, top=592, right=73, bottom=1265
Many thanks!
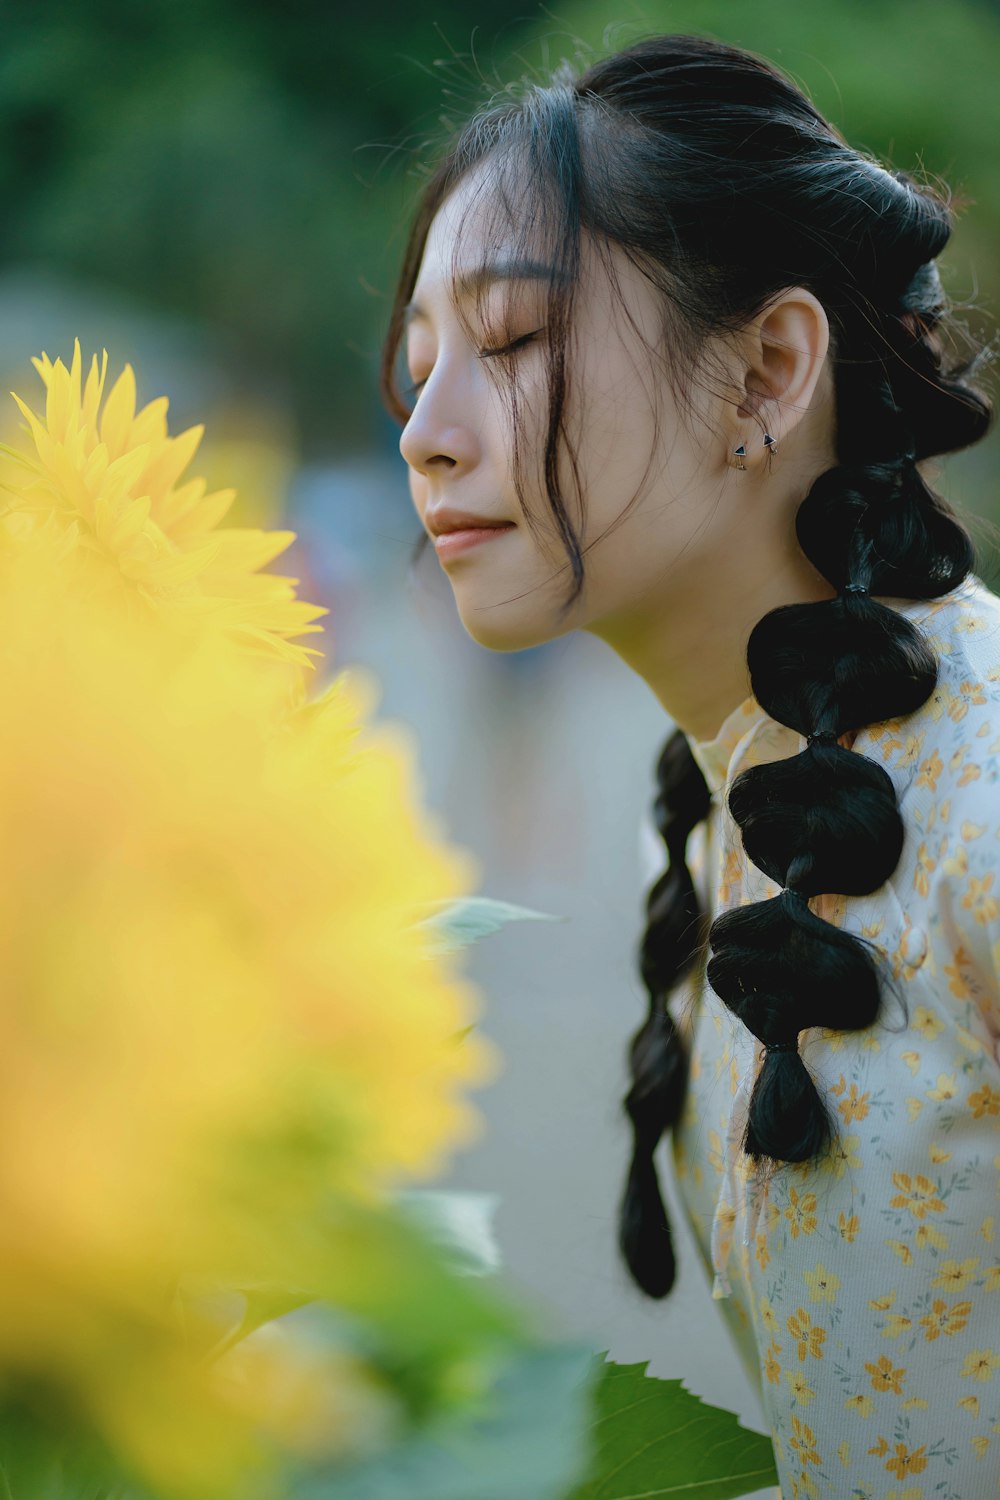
left=404, top=259, right=566, bottom=325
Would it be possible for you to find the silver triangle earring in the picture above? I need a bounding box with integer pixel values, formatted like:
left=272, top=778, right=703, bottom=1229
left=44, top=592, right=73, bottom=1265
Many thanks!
left=763, top=433, right=777, bottom=454
left=732, top=442, right=747, bottom=471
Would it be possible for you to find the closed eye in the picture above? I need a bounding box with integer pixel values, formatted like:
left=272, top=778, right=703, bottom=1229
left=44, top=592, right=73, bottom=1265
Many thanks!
left=477, top=327, right=546, bottom=361
left=403, top=327, right=545, bottom=403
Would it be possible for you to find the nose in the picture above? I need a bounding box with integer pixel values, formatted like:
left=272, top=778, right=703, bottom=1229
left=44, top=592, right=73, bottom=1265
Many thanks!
left=398, top=380, right=482, bottom=477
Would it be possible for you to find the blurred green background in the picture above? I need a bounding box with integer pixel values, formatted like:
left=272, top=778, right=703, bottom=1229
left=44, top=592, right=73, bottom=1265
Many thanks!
left=2, top=0, right=998, bottom=468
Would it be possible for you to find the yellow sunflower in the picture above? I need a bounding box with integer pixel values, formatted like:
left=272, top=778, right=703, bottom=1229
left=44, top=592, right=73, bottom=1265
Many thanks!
left=0, top=341, right=328, bottom=674
left=0, top=387, right=503, bottom=1497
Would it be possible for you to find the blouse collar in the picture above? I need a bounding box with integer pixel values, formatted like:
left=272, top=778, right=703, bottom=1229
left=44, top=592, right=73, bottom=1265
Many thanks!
left=684, top=578, right=983, bottom=798
left=688, top=693, right=768, bottom=797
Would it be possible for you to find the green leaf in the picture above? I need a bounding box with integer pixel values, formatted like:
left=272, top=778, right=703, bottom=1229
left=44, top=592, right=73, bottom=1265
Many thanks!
left=408, top=897, right=568, bottom=955
left=232, top=1194, right=536, bottom=1432
left=181, top=1194, right=531, bottom=1426
left=199, top=1283, right=319, bottom=1364
left=291, top=1340, right=598, bottom=1500
left=232, top=1284, right=318, bottom=1338
left=165, top=1274, right=318, bottom=1368
left=0, top=1410, right=136, bottom=1500
left=563, top=1354, right=778, bottom=1500
left=305, top=1194, right=527, bottom=1363
left=391, top=1190, right=502, bottom=1277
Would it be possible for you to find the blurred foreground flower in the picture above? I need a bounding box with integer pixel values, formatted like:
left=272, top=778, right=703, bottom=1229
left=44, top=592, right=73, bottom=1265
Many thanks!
left=0, top=353, right=507, bottom=1499
left=0, top=340, right=328, bottom=686
left=0, top=348, right=767, bottom=1500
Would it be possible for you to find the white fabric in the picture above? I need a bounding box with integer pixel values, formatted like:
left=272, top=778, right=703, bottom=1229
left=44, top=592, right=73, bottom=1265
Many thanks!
left=638, top=573, right=1000, bottom=1500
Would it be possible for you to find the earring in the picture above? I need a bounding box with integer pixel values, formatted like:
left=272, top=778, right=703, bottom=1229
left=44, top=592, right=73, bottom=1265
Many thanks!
left=732, top=443, right=747, bottom=471
left=763, top=433, right=777, bottom=454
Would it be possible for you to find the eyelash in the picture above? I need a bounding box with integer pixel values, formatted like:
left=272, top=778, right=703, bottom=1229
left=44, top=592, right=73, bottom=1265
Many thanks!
left=403, top=327, right=545, bottom=401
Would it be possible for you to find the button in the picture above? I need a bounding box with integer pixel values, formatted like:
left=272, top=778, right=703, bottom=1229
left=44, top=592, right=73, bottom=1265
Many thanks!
left=900, top=924, right=928, bottom=968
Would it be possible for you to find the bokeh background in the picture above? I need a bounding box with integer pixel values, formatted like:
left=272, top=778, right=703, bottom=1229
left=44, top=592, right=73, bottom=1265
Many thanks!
left=4, top=1, right=998, bottom=1486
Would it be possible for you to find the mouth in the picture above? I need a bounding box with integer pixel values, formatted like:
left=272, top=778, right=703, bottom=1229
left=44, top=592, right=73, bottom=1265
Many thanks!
left=432, top=523, right=516, bottom=562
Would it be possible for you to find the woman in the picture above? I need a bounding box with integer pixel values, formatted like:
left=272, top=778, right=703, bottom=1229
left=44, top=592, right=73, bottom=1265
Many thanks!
left=380, top=33, right=999, bottom=1499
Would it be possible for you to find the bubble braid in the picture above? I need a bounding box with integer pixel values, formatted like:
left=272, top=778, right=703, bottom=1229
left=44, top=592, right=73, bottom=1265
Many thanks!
left=632, top=263, right=990, bottom=1293
left=626, top=728, right=712, bottom=1297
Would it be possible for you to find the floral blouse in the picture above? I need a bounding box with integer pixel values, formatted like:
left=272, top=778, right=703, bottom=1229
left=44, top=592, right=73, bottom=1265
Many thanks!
left=638, top=572, right=1000, bottom=1500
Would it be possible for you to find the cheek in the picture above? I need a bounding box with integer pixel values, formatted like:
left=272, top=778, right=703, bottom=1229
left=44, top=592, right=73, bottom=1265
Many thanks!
left=559, top=397, right=653, bottom=538
left=498, top=378, right=559, bottom=514
left=408, top=468, right=428, bottom=512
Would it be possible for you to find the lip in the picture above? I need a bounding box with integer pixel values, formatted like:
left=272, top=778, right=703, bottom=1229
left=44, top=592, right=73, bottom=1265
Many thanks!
left=433, top=524, right=516, bottom=562
left=426, top=506, right=514, bottom=536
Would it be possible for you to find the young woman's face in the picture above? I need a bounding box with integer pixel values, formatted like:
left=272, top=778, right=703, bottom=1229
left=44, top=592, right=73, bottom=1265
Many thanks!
left=399, top=164, right=733, bottom=653
left=395, top=156, right=839, bottom=738
left=398, top=162, right=838, bottom=733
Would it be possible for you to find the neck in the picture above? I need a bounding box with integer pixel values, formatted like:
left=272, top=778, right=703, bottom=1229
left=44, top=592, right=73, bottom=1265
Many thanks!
left=589, top=521, right=839, bottom=745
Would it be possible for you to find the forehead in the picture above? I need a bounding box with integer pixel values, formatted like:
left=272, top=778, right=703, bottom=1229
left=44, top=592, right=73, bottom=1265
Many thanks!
left=422, top=168, right=496, bottom=276
left=408, top=164, right=561, bottom=319
left=406, top=161, right=666, bottom=348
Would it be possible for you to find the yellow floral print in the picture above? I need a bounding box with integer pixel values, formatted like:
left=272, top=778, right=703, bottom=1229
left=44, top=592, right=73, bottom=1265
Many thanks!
left=789, top=1415, right=821, bottom=1466
left=883, top=1312, right=914, bottom=1339
left=802, top=1263, right=841, bottom=1303
left=969, top=1081, right=1000, bottom=1117
left=914, top=841, right=937, bottom=897
left=864, top=1354, right=906, bottom=1394
left=786, top=1308, right=826, bottom=1362
left=883, top=1440, right=929, bottom=1479
left=960, top=1348, right=1000, bottom=1381
left=758, top=1294, right=778, bottom=1334
left=914, top=1223, right=949, bottom=1251
left=889, top=1171, right=946, bottom=1218
left=825, top=1133, right=862, bottom=1176
left=836, top=1083, right=871, bottom=1124
left=964, top=871, right=1000, bottom=923
left=651, top=576, right=1000, bottom=1500
left=930, top=1257, right=979, bottom=1289
left=784, top=1188, right=818, bottom=1239
left=838, top=1211, right=860, bottom=1242
left=916, top=747, right=943, bottom=791
left=912, top=1005, right=944, bottom=1040
left=918, top=1297, right=973, bottom=1341
left=784, top=1370, right=816, bottom=1406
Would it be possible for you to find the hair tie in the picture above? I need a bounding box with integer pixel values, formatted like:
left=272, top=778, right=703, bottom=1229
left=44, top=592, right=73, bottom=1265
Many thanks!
left=842, top=582, right=869, bottom=597
left=782, top=885, right=810, bottom=905
left=898, top=260, right=945, bottom=315
left=806, top=728, right=839, bottom=746
left=764, top=1039, right=799, bottom=1055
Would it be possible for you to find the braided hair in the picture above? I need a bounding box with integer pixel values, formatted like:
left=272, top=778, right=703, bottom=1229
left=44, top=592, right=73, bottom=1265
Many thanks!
left=378, top=35, right=996, bottom=1300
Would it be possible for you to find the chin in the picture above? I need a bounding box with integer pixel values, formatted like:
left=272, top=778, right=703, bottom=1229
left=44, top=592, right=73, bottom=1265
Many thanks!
left=456, top=607, right=565, bottom=654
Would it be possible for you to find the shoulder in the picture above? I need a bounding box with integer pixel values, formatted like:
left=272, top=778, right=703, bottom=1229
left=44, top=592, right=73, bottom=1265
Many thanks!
left=852, top=575, right=1000, bottom=1032
left=854, top=573, right=1000, bottom=809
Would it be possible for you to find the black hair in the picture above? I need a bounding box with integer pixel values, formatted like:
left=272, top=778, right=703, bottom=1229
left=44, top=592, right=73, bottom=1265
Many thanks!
left=378, top=33, right=996, bottom=1300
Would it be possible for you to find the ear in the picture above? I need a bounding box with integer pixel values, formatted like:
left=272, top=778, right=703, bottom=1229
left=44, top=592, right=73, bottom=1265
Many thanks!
left=735, top=288, right=831, bottom=446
